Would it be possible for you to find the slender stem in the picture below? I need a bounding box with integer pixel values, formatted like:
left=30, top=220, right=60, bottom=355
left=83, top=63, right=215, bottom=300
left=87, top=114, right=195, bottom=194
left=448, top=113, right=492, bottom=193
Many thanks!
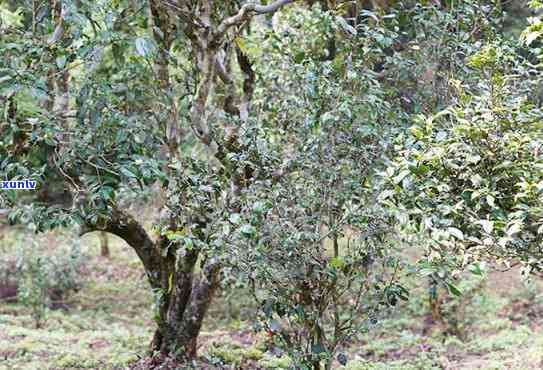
left=32, top=0, right=36, bottom=34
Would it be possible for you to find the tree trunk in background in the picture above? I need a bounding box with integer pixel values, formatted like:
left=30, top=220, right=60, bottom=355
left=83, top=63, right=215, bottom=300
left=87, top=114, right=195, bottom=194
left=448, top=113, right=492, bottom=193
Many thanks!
left=428, top=273, right=442, bottom=322
left=0, top=209, right=7, bottom=241
left=99, top=231, right=109, bottom=257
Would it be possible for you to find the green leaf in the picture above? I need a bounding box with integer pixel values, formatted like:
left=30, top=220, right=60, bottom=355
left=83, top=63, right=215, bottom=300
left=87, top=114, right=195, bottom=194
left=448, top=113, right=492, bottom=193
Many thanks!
left=235, top=36, right=248, bottom=55
left=523, top=29, right=543, bottom=46
left=56, top=55, right=67, bottom=69
left=409, top=126, right=424, bottom=139
left=0, top=6, right=23, bottom=27
left=468, top=263, right=483, bottom=276
left=311, top=343, right=326, bottom=355
left=165, top=229, right=186, bottom=241
left=240, top=224, right=256, bottom=237
left=447, top=282, right=462, bottom=297
left=447, top=227, right=464, bottom=240
left=506, top=222, right=522, bottom=236
left=99, top=186, right=115, bottom=202
left=419, top=268, right=436, bottom=276
left=229, top=213, right=242, bottom=225
left=120, top=167, right=137, bottom=178
left=135, top=37, right=152, bottom=57
left=486, top=195, right=495, bottom=208
left=269, top=319, right=282, bottom=332
left=330, top=256, right=345, bottom=269
left=294, top=51, right=305, bottom=64
left=393, top=170, right=410, bottom=184
left=336, top=16, right=357, bottom=37
left=479, top=220, right=494, bottom=234
left=379, top=189, right=395, bottom=201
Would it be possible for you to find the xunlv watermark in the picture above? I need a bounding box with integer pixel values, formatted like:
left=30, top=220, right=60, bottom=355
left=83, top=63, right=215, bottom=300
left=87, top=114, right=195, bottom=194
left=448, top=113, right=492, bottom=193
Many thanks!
left=0, top=180, right=37, bottom=190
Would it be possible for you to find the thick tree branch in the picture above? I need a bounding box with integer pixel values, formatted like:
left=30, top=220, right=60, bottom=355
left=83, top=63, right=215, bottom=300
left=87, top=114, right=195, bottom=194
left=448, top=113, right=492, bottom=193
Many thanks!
left=48, top=3, right=68, bottom=45
left=215, top=51, right=241, bottom=117
left=80, top=209, right=162, bottom=289
left=235, top=46, right=256, bottom=123
left=189, top=48, right=216, bottom=145
left=149, top=0, right=180, bottom=155
left=176, top=256, right=221, bottom=357
left=183, top=0, right=295, bottom=146
left=158, top=0, right=206, bottom=28
left=166, top=248, right=199, bottom=324
left=216, top=0, right=295, bottom=37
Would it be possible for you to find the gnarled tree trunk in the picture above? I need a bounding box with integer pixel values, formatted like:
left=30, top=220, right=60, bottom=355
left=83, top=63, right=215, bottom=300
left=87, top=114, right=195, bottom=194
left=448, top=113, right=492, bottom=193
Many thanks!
left=83, top=209, right=221, bottom=360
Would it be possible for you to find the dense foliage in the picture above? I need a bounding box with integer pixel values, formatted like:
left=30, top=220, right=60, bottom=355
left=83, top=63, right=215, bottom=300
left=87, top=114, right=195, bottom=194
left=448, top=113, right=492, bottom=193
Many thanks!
left=1, top=0, right=541, bottom=368
left=382, top=8, right=543, bottom=276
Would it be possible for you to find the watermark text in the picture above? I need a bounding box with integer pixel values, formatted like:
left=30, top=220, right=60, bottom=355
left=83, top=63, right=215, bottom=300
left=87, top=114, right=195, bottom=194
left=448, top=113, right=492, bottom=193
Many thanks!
left=0, top=180, right=37, bottom=190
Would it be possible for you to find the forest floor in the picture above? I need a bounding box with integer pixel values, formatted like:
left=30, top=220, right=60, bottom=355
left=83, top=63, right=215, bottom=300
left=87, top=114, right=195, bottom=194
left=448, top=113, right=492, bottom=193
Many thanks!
left=0, top=229, right=542, bottom=370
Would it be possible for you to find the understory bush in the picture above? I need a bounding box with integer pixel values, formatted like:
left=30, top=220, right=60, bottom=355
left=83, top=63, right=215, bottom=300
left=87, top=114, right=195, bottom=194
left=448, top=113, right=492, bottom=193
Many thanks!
left=0, top=233, right=87, bottom=327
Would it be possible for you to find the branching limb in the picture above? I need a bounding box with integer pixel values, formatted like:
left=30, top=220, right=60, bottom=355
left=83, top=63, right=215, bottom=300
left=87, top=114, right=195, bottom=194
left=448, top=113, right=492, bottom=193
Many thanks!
left=189, top=48, right=216, bottom=145
left=79, top=209, right=162, bottom=289
left=48, top=2, right=69, bottom=45
left=215, top=50, right=241, bottom=117
left=215, top=0, right=296, bottom=37
left=158, top=0, right=206, bottom=28
left=177, top=256, right=221, bottom=356
left=235, top=46, right=256, bottom=122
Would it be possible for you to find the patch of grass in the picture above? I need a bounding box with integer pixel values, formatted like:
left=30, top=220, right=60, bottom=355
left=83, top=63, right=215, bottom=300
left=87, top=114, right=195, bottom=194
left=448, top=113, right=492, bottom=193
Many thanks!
left=204, top=336, right=265, bottom=367
left=257, top=353, right=292, bottom=369
left=341, top=357, right=442, bottom=370
left=469, top=325, right=533, bottom=352
left=0, top=231, right=153, bottom=370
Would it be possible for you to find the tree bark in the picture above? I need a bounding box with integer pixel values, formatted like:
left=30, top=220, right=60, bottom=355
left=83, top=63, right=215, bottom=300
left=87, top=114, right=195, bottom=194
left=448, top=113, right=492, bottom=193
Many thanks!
left=158, top=256, right=221, bottom=358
